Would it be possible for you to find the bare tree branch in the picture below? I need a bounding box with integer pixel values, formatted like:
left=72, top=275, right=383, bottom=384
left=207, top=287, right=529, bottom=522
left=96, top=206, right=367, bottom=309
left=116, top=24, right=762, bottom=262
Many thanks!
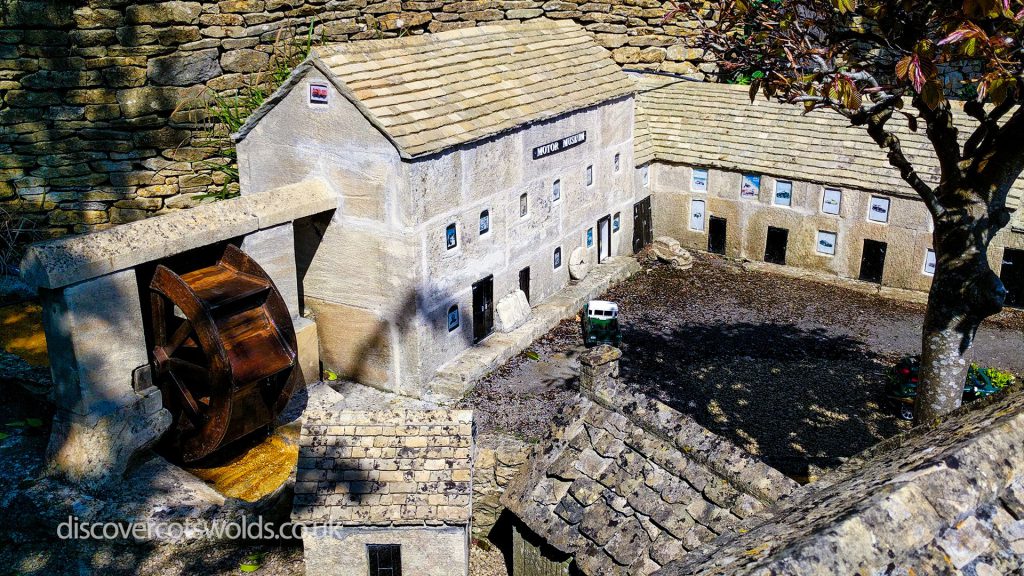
left=913, top=99, right=964, bottom=194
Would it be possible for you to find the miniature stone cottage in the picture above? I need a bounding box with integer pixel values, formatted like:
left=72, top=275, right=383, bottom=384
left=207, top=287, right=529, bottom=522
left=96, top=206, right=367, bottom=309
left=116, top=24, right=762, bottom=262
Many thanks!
left=233, top=20, right=648, bottom=399
left=293, top=409, right=474, bottom=576
left=501, top=347, right=798, bottom=575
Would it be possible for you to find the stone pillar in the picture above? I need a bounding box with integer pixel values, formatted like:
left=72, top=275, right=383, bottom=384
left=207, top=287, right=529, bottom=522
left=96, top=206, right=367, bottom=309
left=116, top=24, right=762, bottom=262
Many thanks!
left=578, top=345, right=621, bottom=399
left=240, top=223, right=301, bottom=319
left=39, top=269, right=171, bottom=490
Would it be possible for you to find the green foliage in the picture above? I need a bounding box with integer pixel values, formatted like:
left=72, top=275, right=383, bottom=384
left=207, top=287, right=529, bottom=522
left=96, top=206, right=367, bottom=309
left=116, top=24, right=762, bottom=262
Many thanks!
left=967, top=363, right=1017, bottom=390
left=324, top=368, right=340, bottom=381
left=239, top=553, right=264, bottom=573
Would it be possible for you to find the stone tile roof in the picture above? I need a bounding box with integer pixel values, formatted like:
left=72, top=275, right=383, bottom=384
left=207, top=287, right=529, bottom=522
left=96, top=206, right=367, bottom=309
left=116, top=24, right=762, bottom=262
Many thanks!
left=656, top=389, right=1024, bottom=576
left=292, top=409, right=474, bottom=526
left=315, top=20, right=635, bottom=158
left=501, top=361, right=798, bottom=576
left=635, top=74, right=1024, bottom=210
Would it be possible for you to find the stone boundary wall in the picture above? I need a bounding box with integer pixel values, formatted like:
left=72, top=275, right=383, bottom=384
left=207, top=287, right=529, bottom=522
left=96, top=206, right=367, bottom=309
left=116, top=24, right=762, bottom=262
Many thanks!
left=472, top=432, right=531, bottom=537
left=1, top=0, right=715, bottom=243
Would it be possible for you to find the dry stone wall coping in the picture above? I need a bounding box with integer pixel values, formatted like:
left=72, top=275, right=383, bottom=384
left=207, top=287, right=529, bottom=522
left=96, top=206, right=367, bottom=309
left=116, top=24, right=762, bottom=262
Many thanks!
left=19, top=179, right=336, bottom=290
left=292, top=408, right=475, bottom=527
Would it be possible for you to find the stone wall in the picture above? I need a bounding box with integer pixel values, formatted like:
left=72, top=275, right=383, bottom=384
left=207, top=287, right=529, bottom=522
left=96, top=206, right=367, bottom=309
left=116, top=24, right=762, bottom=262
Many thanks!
left=0, top=0, right=715, bottom=243
left=472, top=432, right=531, bottom=537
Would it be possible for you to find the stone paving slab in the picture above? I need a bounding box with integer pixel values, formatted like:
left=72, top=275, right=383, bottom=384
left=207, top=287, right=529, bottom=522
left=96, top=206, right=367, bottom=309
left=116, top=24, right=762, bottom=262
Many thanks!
left=428, top=256, right=641, bottom=400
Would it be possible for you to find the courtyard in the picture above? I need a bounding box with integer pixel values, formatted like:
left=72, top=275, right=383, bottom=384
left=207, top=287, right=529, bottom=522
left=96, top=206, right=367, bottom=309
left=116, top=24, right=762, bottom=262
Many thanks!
left=460, top=251, right=1024, bottom=479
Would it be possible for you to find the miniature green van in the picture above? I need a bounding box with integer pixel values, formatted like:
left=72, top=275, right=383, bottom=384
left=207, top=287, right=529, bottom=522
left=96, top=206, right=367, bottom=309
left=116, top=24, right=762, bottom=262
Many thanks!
left=581, top=300, right=621, bottom=347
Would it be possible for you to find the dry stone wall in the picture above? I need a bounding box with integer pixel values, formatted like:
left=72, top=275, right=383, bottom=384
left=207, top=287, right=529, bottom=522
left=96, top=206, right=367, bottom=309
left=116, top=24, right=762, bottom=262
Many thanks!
left=0, top=0, right=715, bottom=242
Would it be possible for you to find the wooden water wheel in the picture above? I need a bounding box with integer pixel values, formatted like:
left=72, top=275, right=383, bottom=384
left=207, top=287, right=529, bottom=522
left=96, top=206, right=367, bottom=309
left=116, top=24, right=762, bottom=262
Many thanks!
left=149, top=244, right=300, bottom=463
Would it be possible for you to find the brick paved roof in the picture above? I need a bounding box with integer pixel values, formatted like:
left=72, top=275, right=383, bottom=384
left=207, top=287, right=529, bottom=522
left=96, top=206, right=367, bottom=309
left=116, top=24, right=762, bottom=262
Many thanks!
left=292, top=409, right=474, bottom=526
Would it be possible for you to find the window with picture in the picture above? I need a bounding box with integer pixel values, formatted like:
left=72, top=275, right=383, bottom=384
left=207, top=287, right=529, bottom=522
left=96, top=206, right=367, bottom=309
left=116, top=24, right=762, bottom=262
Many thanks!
left=367, top=544, right=402, bottom=576
left=552, top=179, right=561, bottom=202
left=740, top=174, right=760, bottom=199
left=822, top=188, right=842, bottom=215
left=479, top=210, right=490, bottom=235
left=520, top=193, right=528, bottom=217
left=445, top=223, right=457, bottom=250
left=553, top=247, right=562, bottom=269
left=774, top=180, right=793, bottom=206
left=691, top=168, right=709, bottom=192
left=613, top=212, right=620, bottom=232
left=642, top=165, right=650, bottom=187
left=924, top=249, right=936, bottom=275
left=868, top=195, right=890, bottom=223
left=690, top=199, right=706, bottom=231
left=816, top=230, right=837, bottom=255
left=614, top=153, right=621, bottom=172
left=586, top=227, right=594, bottom=247
left=446, top=305, right=459, bottom=332
left=586, top=165, right=594, bottom=187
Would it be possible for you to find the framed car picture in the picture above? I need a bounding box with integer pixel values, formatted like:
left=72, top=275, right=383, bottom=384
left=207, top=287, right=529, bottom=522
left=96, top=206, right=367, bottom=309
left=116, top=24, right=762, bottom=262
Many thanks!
left=741, top=174, right=760, bottom=199
left=445, top=223, right=457, bottom=250
left=774, top=180, right=793, bottom=206
left=816, top=230, right=837, bottom=255
left=822, top=188, right=842, bottom=215
left=692, top=168, right=709, bottom=192
left=586, top=227, right=594, bottom=247
left=924, top=249, right=936, bottom=275
left=613, top=212, right=620, bottom=232
left=868, top=195, right=890, bottom=223
left=690, top=199, right=706, bottom=231
left=447, top=305, right=460, bottom=332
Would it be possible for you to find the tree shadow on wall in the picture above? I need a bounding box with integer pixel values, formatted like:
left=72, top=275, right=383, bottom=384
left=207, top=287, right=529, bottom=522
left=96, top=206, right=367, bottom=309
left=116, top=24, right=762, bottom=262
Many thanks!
left=616, top=321, right=908, bottom=478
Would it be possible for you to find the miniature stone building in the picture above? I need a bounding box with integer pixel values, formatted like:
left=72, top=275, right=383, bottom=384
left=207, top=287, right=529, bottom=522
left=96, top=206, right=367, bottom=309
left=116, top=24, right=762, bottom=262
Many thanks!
left=635, top=74, right=1024, bottom=295
left=233, top=20, right=647, bottom=398
left=501, top=346, right=798, bottom=575
left=293, top=409, right=475, bottom=576
left=656, top=387, right=1024, bottom=575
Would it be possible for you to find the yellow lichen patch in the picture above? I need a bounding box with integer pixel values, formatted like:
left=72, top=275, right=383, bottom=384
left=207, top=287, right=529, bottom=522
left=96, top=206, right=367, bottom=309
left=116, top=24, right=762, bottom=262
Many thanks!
left=186, top=426, right=299, bottom=502
left=0, top=303, right=48, bottom=367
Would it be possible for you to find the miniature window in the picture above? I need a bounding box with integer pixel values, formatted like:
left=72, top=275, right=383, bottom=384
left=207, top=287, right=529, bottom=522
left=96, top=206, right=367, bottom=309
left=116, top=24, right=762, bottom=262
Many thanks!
left=868, top=195, right=890, bottom=223
left=519, top=193, right=528, bottom=218
left=690, top=199, right=706, bottom=231
left=367, top=544, right=402, bottom=576
left=445, top=223, right=457, bottom=250
left=614, top=153, right=621, bottom=172
left=741, top=174, right=760, bottom=199
left=822, top=188, right=842, bottom=215
left=816, top=231, right=837, bottom=256
left=642, top=165, right=650, bottom=187
left=691, top=168, right=709, bottom=192
left=479, top=210, right=490, bottom=235
left=446, top=305, right=459, bottom=332
left=552, top=179, right=561, bottom=202
left=774, top=180, right=793, bottom=206
left=613, top=212, right=620, bottom=232
left=586, top=227, right=594, bottom=248
left=586, top=165, right=594, bottom=187
left=553, top=247, right=562, bottom=269
left=923, top=249, right=936, bottom=275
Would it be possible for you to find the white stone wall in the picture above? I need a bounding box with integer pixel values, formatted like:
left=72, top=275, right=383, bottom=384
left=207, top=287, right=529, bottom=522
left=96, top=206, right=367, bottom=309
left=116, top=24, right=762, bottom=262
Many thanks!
left=407, top=96, right=640, bottom=387
left=303, top=525, right=469, bottom=576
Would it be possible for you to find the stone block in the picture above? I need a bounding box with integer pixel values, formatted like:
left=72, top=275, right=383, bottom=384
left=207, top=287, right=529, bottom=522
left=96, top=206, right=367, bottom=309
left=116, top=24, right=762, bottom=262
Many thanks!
left=295, top=316, right=320, bottom=385
left=495, top=289, right=531, bottom=333
left=241, top=223, right=301, bottom=318
left=221, top=48, right=271, bottom=73
left=126, top=2, right=203, bottom=24
left=147, top=48, right=222, bottom=86
left=39, top=269, right=150, bottom=417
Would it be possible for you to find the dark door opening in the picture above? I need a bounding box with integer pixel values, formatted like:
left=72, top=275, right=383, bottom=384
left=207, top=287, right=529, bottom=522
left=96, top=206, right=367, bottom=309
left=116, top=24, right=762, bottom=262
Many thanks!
left=597, top=215, right=612, bottom=263
left=632, top=196, right=653, bottom=253
left=764, top=227, right=788, bottom=265
left=518, top=267, right=531, bottom=303
left=708, top=216, right=727, bottom=255
left=472, top=275, right=494, bottom=343
left=859, top=239, right=888, bottom=284
left=1001, top=248, right=1024, bottom=308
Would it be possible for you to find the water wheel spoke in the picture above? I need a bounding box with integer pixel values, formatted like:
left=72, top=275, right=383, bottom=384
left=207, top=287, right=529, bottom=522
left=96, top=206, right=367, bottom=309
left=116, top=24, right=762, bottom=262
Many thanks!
left=167, top=368, right=205, bottom=429
left=165, top=320, right=193, bottom=357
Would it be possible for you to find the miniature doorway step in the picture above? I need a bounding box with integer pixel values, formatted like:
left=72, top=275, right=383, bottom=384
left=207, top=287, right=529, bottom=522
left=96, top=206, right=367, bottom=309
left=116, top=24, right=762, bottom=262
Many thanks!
left=1001, top=248, right=1024, bottom=308
left=597, top=215, right=612, bottom=263
left=632, top=196, right=653, bottom=253
left=472, top=275, right=494, bottom=343
left=765, top=226, right=789, bottom=265
left=708, top=216, right=727, bottom=255
left=859, top=239, right=888, bottom=284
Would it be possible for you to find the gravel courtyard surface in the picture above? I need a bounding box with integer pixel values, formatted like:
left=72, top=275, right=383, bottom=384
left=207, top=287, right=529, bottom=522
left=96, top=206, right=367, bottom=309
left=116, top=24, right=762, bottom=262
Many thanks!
left=459, top=252, right=1024, bottom=478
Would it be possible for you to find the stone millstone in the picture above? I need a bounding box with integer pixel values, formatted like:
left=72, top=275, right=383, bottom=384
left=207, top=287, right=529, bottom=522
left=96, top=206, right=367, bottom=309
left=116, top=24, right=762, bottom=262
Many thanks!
left=569, top=246, right=592, bottom=280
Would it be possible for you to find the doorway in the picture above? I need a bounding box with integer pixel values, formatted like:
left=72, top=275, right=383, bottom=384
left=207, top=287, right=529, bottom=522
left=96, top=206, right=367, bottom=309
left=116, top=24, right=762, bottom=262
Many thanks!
left=764, top=227, right=788, bottom=265
left=632, top=196, right=653, bottom=253
left=859, top=239, right=887, bottom=284
left=472, top=275, right=494, bottom=343
left=597, top=215, right=612, bottom=263
left=708, top=216, right=727, bottom=255
left=1001, top=248, right=1024, bottom=308
left=519, top=267, right=531, bottom=303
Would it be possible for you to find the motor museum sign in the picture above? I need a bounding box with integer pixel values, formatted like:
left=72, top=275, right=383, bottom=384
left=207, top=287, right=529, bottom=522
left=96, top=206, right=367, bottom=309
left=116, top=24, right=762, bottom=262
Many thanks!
left=532, top=131, right=587, bottom=160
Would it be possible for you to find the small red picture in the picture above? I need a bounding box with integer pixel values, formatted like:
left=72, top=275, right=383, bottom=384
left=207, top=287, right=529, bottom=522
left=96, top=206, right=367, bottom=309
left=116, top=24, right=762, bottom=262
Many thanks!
left=309, top=83, right=329, bottom=106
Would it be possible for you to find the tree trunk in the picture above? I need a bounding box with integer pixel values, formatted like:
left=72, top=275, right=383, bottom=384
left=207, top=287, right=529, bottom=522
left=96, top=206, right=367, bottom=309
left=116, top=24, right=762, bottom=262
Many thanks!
left=915, top=201, right=1007, bottom=425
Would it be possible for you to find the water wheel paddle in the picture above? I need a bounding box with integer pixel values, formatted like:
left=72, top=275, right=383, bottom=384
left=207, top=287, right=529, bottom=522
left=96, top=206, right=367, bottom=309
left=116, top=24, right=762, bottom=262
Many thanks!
left=149, top=244, right=300, bottom=463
